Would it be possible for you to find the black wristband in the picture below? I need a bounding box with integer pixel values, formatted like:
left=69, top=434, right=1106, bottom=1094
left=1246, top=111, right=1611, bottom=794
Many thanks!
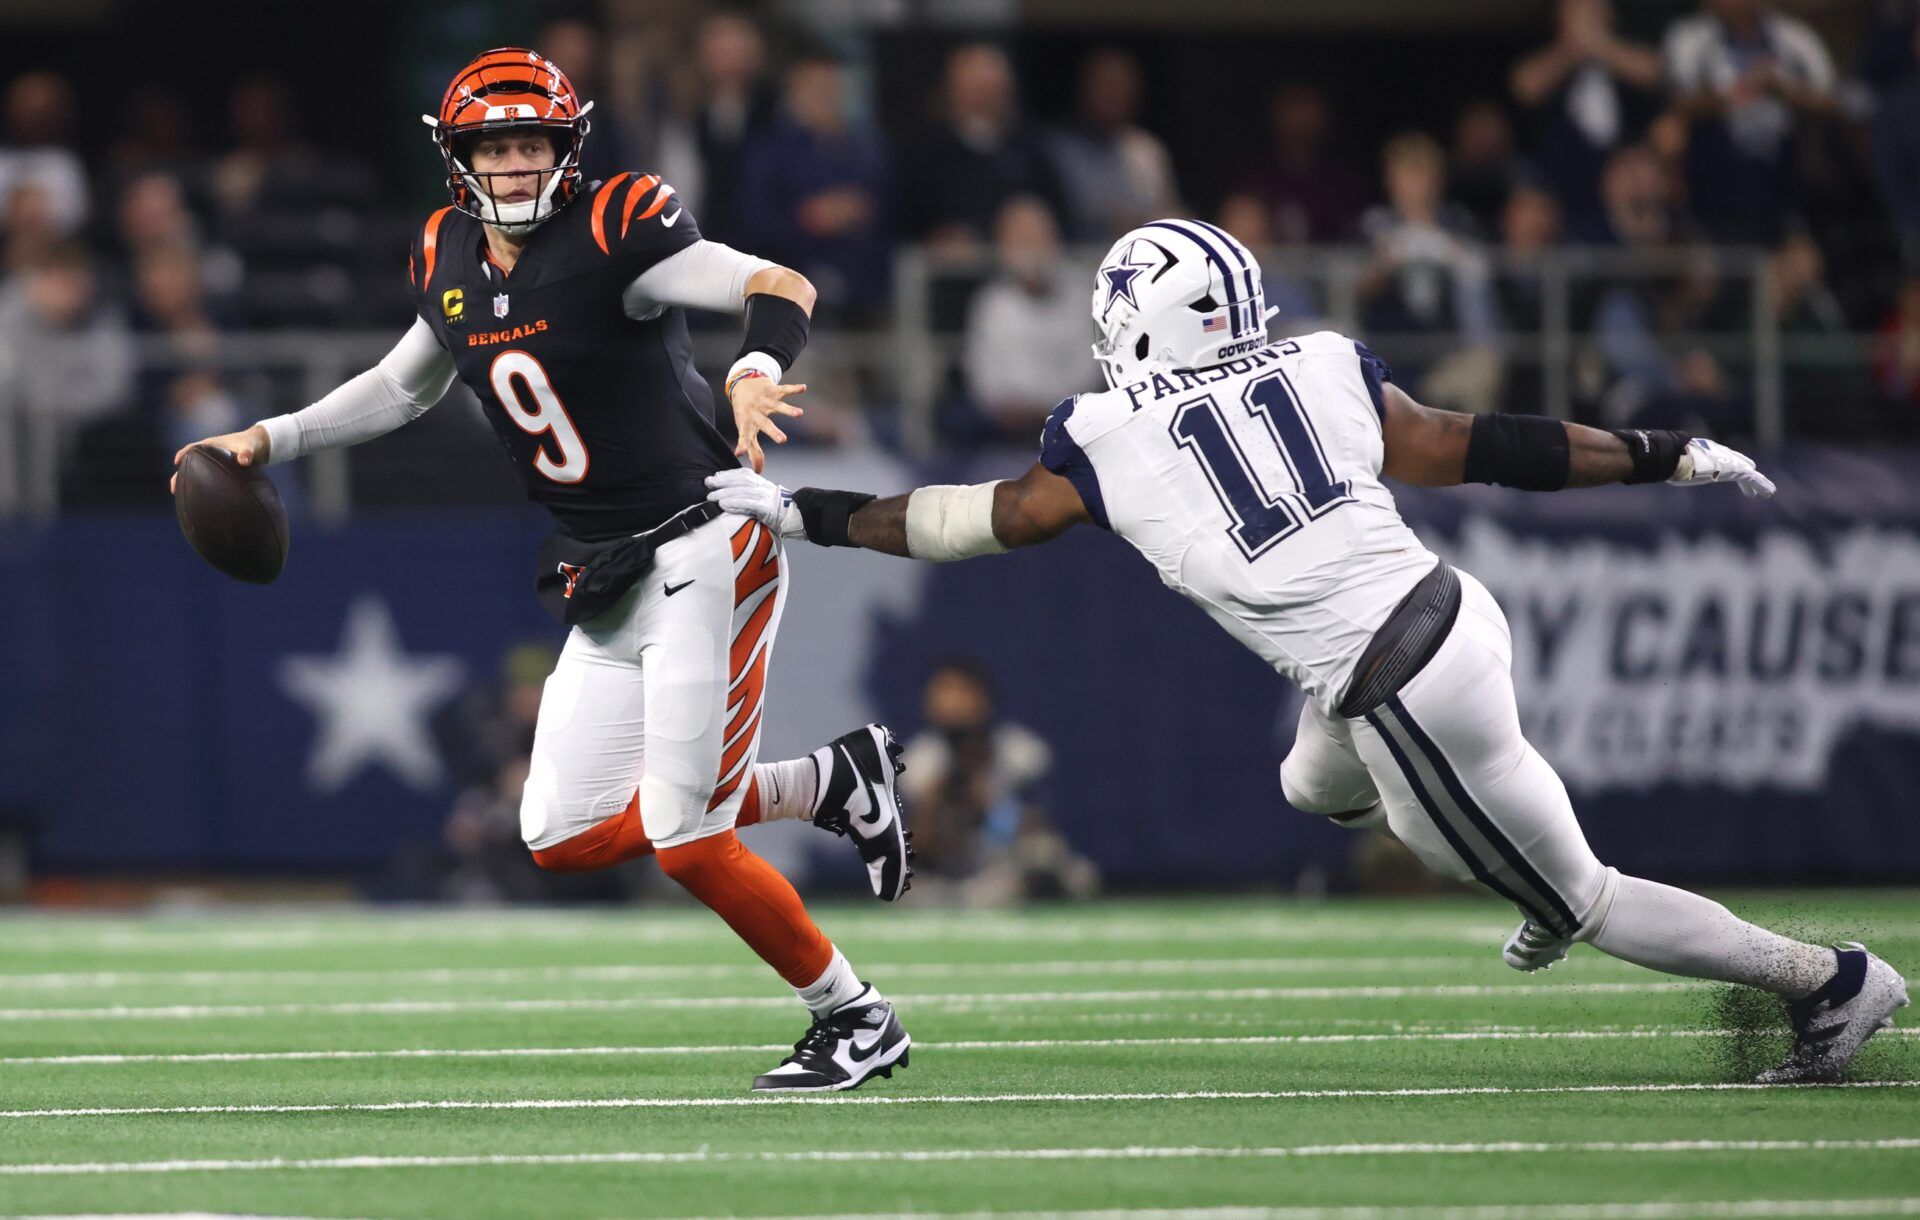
left=738, top=293, right=811, bottom=371
left=1607, top=428, right=1691, bottom=484
left=1463, top=413, right=1570, bottom=491
left=792, top=486, right=875, bottom=548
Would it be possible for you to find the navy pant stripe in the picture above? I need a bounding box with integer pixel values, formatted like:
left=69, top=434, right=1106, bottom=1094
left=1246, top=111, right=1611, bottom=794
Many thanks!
left=1386, top=695, right=1581, bottom=935
left=1363, top=710, right=1549, bottom=926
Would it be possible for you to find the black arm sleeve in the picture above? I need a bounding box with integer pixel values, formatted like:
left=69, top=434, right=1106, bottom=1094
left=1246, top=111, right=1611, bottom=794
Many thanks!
left=738, top=293, right=811, bottom=370
left=1462, top=413, right=1571, bottom=491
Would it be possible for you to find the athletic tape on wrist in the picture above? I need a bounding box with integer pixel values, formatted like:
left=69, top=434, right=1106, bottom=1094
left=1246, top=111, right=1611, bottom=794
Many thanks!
left=725, top=352, right=782, bottom=398
left=905, top=482, right=1007, bottom=562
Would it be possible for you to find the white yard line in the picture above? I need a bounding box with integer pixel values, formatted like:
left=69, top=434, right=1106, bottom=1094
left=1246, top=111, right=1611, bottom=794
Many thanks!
left=3, top=1139, right=1919, bottom=1177
left=4, top=1080, right=1916, bottom=1120
left=9, top=1215, right=375, bottom=1220
left=0, top=981, right=1702, bottom=1022
left=34, top=1212, right=1905, bottom=1220
left=7, top=1027, right=1912, bottom=1068
left=0, top=956, right=1518, bottom=992
left=683, top=1201, right=1920, bottom=1220
left=0, top=916, right=1519, bottom=953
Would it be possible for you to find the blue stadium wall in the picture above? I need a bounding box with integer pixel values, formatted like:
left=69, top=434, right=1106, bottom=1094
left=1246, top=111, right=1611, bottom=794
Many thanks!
left=4, top=446, right=1919, bottom=887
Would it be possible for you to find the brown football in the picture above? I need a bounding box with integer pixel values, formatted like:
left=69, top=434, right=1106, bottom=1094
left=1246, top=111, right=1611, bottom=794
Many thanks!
left=174, top=446, right=290, bottom=585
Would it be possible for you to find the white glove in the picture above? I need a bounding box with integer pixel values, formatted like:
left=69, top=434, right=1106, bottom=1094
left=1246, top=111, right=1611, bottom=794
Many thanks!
left=705, top=466, right=805, bottom=537
left=1669, top=437, right=1775, bottom=499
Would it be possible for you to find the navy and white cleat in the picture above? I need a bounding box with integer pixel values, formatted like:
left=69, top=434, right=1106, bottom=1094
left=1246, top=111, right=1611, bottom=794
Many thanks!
left=812, top=723, right=914, bottom=902
left=1503, top=918, right=1573, bottom=972
left=1755, top=943, right=1909, bottom=1084
left=752, top=986, right=911, bottom=1092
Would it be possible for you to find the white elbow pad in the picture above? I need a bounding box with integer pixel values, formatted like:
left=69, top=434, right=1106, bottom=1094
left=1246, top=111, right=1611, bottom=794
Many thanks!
left=905, top=482, right=1008, bottom=562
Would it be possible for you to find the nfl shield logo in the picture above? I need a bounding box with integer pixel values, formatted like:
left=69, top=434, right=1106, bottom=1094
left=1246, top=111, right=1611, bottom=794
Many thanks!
left=493, top=293, right=510, bottom=318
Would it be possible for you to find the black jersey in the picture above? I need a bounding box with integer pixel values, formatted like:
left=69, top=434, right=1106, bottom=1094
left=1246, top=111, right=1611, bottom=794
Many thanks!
left=408, top=174, right=739, bottom=541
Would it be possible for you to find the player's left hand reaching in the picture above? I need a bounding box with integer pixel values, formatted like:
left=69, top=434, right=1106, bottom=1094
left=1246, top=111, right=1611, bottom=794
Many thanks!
left=727, top=375, right=806, bottom=473
left=1670, top=437, right=1775, bottom=498
left=706, top=466, right=805, bottom=537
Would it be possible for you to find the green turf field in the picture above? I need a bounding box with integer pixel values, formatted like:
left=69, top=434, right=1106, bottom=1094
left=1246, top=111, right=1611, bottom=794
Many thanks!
left=0, top=892, right=1915, bottom=1219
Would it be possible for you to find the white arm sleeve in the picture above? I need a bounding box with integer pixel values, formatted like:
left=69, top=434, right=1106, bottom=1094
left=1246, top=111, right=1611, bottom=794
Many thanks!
left=259, top=317, right=457, bottom=464
left=623, top=239, right=776, bottom=318
left=905, top=482, right=1009, bottom=562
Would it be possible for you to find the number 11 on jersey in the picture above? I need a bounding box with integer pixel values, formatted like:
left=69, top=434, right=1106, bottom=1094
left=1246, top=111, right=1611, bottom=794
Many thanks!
left=1170, top=370, right=1352, bottom=560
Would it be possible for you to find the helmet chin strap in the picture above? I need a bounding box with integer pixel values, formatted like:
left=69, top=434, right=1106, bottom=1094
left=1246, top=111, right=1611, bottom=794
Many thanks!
left=460, top=163, right=568, bottom=234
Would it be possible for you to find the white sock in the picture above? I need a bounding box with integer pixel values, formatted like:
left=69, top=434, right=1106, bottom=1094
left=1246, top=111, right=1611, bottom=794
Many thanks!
left=752, top=756, right=822, bottom=823
left=794, top=947, right=870, bottom=1017
left=1587, top=873, right=1836, bottom=999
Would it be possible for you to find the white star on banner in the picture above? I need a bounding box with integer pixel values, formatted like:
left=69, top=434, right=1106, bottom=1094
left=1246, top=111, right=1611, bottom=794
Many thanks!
left=278, top=595, right=467, bottom=793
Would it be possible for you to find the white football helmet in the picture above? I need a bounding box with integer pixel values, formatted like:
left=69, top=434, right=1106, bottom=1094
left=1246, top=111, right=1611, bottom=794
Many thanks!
left=1090, top=219, right=1277, bottom=388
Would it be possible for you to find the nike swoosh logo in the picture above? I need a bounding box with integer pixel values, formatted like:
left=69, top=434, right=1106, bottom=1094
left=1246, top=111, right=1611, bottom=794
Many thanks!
left=846, top=745, right=884, bottom=826
left=661, top=209, right=683, bottom=228
left=857, top=782, right=884, bottom=826
left=664, top=580, right=694, bottom=597
left=846, top=1033, right=887, bottom=1063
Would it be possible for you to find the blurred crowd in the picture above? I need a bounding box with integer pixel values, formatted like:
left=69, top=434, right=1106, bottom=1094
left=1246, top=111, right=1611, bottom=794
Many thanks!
left=427, top=646, right=1097, bottom=906
left=5, top=0, right=1920, bottom=511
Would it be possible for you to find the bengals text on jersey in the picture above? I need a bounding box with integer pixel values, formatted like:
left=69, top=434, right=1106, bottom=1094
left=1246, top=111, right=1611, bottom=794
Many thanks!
left=408, top=173, right=737, bottom=542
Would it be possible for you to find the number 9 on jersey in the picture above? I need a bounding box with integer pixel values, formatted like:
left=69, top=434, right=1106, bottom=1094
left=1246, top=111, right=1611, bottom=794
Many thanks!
left=490, top=350, right=590, bottom=484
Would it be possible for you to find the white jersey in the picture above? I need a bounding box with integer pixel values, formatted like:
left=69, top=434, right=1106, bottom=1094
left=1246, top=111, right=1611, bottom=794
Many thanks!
left=1039, top=330, right=1437, bottom=713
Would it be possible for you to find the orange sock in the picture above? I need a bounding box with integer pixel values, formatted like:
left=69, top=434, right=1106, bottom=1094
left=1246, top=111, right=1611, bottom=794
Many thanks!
left=529, top=778, right=764, bottom=873
left=737, top=774, right=765, bottom=826
left=655, top=828, right=832, bottom=987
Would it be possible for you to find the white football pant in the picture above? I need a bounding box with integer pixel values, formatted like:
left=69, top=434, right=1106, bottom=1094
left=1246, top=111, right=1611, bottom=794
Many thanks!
left=1282, top=568, right=1609, bottom=939
left=520, top=514, right=787, bottom=853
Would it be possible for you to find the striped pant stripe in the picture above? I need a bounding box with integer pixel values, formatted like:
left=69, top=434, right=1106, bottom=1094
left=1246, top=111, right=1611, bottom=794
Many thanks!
left=1366, top=698, right=1579, bottom=938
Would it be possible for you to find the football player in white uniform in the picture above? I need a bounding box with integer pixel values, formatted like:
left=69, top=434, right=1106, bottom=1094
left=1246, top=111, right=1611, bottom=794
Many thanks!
left=710, top=218, right=1909, bottom=1085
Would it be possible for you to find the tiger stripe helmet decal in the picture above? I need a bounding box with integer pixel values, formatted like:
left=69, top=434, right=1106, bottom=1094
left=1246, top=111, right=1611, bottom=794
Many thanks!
left=422, top=47, right=594, bottom=232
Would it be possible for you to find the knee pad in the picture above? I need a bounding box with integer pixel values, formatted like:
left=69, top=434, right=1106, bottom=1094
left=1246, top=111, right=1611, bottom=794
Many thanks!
left=1279, top=757, right=1376, bottom=818
left=518, top=756, right=561, bottom=848
left=639, top=769, right=711, bottom=848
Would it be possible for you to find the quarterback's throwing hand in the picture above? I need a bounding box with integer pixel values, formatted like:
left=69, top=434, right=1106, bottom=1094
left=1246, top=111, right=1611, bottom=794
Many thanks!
left=170, top=424, right=270, bottom=495
left=727, top=375, right=805, bottom=473
left=1670, top=437, right=1776, bottom=499
left=706, top=466, right=805, bottom=537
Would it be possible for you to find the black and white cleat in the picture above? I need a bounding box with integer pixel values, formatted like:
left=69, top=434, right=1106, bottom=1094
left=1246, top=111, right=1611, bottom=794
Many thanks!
left=1755, top=943, right=1909, bottom=1084
left=811, top=723, right=914, bottom=902
left=752, top=986, right=911, bottom=1092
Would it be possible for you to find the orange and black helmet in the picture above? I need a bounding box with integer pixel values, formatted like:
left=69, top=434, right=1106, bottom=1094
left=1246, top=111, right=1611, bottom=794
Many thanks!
left=421, top=47, right=594, bottom=230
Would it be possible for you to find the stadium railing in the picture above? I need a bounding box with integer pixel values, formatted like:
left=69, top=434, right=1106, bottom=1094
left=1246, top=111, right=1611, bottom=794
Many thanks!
left=1, top=244, right=1805, bottom=521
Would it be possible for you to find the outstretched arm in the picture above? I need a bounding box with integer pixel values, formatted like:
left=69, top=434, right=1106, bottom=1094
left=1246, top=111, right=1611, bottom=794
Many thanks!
left=706, top=462, right=1091, bottom=559
left=169, top=317, right=456, bottom=492
left=1379, top=381, right=1773, bottom=497
left=846, top=463, right=1092, bottom=557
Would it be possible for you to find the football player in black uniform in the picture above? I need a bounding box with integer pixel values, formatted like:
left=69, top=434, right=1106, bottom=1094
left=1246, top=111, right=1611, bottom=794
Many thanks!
left=173, top=48, right=910, bottom=1092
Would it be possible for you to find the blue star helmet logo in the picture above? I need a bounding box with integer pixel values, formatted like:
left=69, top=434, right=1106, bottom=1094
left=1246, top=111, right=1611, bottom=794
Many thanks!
left=1100, top=242, right=1157, bottom=317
